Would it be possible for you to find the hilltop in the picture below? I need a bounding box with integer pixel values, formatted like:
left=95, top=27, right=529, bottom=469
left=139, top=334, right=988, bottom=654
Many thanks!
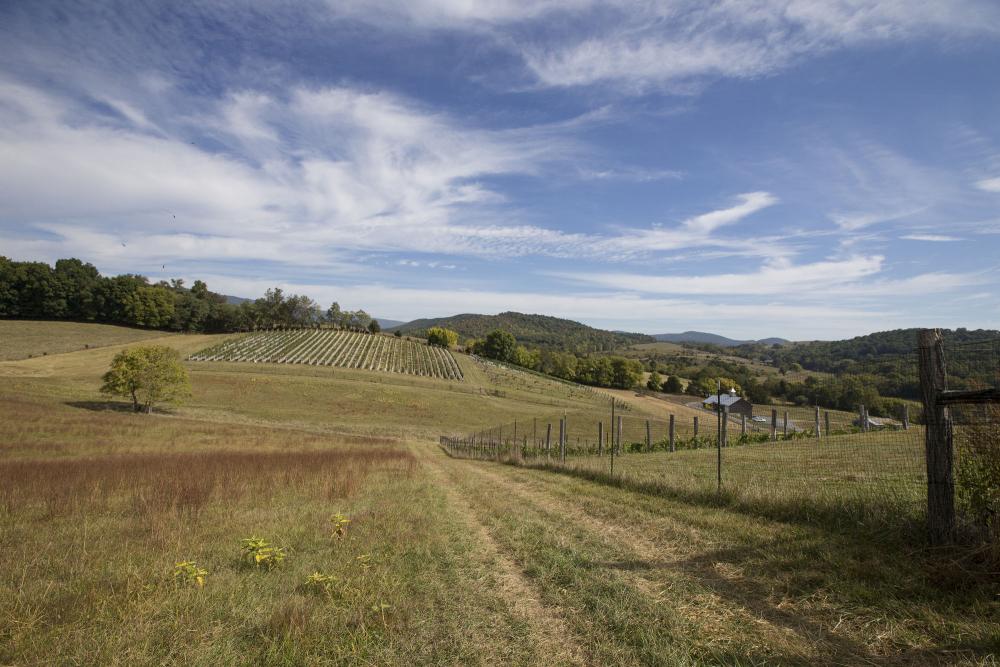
left=392, top=311, right=654, bottom=352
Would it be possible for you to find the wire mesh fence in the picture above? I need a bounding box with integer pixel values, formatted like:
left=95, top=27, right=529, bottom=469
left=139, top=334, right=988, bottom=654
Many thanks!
left=441, top=335, right=1000, bottom=541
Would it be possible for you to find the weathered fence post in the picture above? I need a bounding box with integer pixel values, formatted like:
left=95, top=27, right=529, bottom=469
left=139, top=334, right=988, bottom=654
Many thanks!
left=770, top=409, right=777, bottom=441
left=825, top=411, right=830, bottom=438
left=741, top=413, right=747, bottom=436
left=814, top=406, right=821, bottom=438
left=902, top=404, right=910, bottom=430
left=559, top=418, right=566, bottom=464
left=721, top=407, right=728, bottom=448
left=918, top=329, right=955, bottom=546
left=598, top=421, right=604, bottom=456
left=693, top=416, right=699, bottom=438
left=783, top=411, right=789, bottom=439
left=545, top=423, right=551, bottom=459
left=669, top=415, right=675, bottom=452
left=858, top=405, right=867, bottom=432
left=616, top=415, right=623, bottom=455
left=645, top=420, right=651, bottom=451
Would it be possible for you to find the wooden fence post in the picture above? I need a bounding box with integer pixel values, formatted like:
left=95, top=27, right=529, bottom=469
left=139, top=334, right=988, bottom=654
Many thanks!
left=902, top=404, right=910, bottom=430
left=693, top=416, right=699, bottom=438
left=783, top=411, right=789, bottom=439
left=741, top=413, right=747, bottom=436
left=646, top=420, right=651, bottom=451
left=598, top=421, right=604, bottom=456
left=824, top=411, right=830, bottom=438
left=669, top=415, right=675, bottom=452
left=919, top=329, right=955, bottom=546
left=770, top=409, right=777, bottom=441
left=559, top=418, right=566, bottom=464
left=814, top=406, right=821, bottom=438
left=545, top=423, right=551, bottom=459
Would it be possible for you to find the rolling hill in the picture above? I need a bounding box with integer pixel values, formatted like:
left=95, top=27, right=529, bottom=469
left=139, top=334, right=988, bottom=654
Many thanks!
left=654, top=331, right=790, bottom=347
left=391, top=311, right=654, bottom=352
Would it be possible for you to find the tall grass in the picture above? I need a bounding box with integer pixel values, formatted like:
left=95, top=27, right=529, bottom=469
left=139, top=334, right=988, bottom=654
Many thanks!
left=0, top=448, right=414, bottom=519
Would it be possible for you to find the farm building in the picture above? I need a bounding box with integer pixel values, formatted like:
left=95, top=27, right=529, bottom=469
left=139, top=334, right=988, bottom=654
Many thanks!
left=702, top=390, right=753, bottom=418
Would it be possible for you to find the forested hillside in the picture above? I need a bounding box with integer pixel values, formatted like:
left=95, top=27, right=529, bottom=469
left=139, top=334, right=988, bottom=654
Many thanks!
left=729, top=328, right=999, bottom=374
left=396, top=311, right=653, bottom=353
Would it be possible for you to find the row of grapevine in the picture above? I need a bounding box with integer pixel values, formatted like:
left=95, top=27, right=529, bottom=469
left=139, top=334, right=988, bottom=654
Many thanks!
left=189, top=331, right=464, bottom=380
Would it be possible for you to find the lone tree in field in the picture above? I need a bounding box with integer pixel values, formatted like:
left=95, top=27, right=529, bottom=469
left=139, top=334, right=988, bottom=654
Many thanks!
left=101, top=345, right=191, bottom=413
left=426, top=326, right=459, bottom=348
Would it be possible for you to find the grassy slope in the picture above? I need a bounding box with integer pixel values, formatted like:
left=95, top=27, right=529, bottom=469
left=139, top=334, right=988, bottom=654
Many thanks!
left=1, top=321, right=997, bottom=664
left=0, top=319, right=171, bottom=360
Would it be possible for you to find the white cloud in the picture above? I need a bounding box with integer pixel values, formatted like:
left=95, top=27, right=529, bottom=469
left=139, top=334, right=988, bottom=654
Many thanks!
left=519, top=1, right=1000, bottom=90
left=900, top=234, right=961, bottom=242
left=551, top=255, right=885, bottom=296
left=975, top=176, right=1000, bottom=192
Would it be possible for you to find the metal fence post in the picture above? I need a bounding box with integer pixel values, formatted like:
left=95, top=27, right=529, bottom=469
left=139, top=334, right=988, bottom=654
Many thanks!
left=598, top=421, right=604, bottom=456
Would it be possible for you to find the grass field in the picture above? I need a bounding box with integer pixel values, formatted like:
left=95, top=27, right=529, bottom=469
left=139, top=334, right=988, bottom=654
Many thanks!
left=2, top=320, right=997, bottom=665
left=0, top=320, right=171, bottom=360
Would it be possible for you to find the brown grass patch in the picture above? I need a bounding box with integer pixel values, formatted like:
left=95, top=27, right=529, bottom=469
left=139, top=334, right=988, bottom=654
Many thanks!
left=0, top=448, right=415, bottom=518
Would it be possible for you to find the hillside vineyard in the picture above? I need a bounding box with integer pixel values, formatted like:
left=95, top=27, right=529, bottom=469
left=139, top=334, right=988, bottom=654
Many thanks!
left=189, top=330, right=463, bottom=380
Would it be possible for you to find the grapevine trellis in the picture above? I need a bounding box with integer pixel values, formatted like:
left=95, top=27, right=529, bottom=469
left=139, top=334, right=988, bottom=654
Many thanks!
left=190, top=330, right=463, bottom=380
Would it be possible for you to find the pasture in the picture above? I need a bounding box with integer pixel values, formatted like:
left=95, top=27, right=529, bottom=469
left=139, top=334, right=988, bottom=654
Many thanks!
left=2, top=320, right=997, bottom=665
left=0, top=320, right=171, bottom=360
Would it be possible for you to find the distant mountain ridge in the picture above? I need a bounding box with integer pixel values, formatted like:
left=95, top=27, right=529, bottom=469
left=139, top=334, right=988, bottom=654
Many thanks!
left=654, top=331, right=790, bottom=347
left=392, top=311, right=654, bottom=352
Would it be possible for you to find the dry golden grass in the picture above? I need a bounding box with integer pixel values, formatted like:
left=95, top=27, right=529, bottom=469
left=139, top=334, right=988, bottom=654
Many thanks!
left=0, top=319, right=173, bottom=360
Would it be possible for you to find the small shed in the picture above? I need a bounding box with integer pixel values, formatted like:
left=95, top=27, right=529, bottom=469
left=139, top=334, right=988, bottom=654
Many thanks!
left=703, top=390, right=753, bottom=418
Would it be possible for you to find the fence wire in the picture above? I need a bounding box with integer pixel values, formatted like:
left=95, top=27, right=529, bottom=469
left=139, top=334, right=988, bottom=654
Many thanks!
left=442, top=337, right=1000, bottom=537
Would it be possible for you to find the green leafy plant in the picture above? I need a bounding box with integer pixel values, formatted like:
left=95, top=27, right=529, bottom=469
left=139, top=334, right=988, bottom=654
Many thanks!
left=173, top=560, right=208, bottom=588
left=330, top=513, right=351, bottom=539
left=241, top=537, right=287, bottom=570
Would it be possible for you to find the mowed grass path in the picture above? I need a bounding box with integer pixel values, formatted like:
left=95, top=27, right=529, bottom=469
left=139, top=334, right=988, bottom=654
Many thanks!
left=2, top=321, right=997, bottom=664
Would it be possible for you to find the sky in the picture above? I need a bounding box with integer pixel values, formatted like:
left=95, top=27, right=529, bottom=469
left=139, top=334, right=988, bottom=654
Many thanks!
left=1, top=1, right=1000, bottom=340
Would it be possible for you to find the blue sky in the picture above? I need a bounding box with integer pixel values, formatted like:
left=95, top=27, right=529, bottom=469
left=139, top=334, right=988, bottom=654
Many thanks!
left=2, top=1, right=999, bottom=340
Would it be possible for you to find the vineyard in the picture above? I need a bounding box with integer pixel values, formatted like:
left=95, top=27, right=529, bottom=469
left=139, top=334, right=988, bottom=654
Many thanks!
left=189, top=330, right=463, bottom=380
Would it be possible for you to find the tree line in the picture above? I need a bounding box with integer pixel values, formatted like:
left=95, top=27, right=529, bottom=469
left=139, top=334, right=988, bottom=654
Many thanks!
left=460, top=328, right=647, bottom=390
left=0, top=256, right=380, bottom=334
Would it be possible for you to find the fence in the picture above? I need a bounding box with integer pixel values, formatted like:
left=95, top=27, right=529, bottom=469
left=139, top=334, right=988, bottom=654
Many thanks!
left=441, top=330, right=1000, bottom=544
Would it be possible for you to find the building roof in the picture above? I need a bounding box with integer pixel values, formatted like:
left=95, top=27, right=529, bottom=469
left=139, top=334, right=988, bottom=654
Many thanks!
left=703, top=394, right=745, bottom=406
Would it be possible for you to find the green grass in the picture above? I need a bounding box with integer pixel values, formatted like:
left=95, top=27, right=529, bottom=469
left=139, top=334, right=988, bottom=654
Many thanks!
left=0, top=319, right=172, bottom=360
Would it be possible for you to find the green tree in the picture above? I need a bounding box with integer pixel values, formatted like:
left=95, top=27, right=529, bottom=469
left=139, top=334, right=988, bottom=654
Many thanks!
left=368, top=319, right=381, bottom=334
left=482, top=329, right=517, bottom=363
left=662, top=375, right=684, bottom=394
left=427, top=326, right=459, bottom=348
left=646, top=369, right=662, bottom=391
left=100, top=345, right=191, bottom=413
left=610, top=357, right=643, bottom=389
